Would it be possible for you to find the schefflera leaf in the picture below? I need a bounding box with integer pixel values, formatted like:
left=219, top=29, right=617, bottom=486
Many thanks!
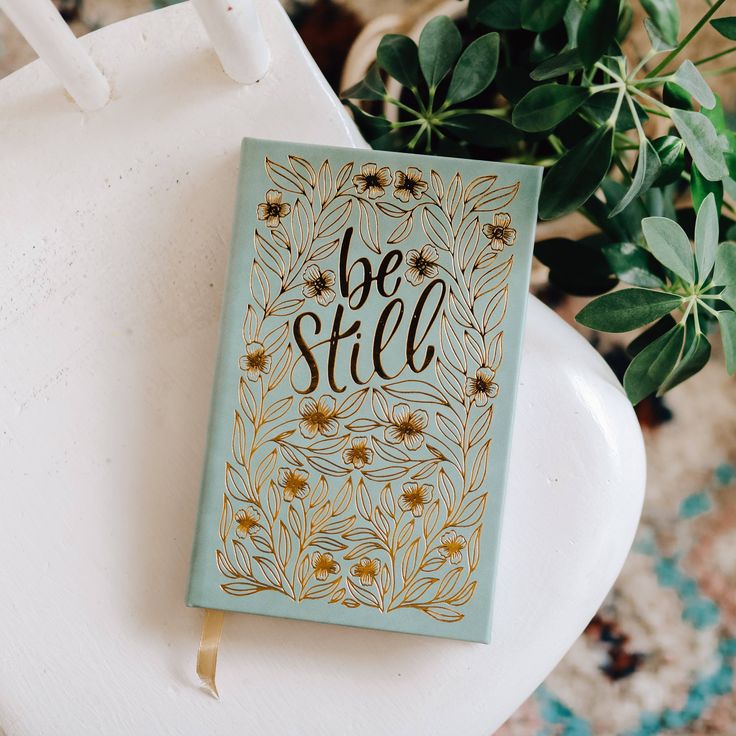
left=694, top=193, right=719, bottom=282
left=577, top=0, right=620, bottom=67
left=376, top=34, right=420, bottom=90
left=609, top=138, right=661, bottom=218
left=445, top=33, right=500, bottom=105
left=539, top=124, right=614, bottom=219
left=641, top=215, right=695, bottom=282
left=670, top=109, right=729, bottom=182
left=418, top=15, right=461, bottom=90
left=512, top=83, right=590, bottom=132
left=576, top=288, right=682, bottom=332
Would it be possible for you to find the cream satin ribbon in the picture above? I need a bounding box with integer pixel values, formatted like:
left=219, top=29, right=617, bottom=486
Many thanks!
left=197, top=609, right=225, bottom=698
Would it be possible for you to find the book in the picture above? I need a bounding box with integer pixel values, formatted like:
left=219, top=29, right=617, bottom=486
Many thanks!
left=187, top=137, right=542, bottom=643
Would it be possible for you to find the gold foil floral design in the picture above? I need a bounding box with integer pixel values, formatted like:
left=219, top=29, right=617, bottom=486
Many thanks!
left=216, top=154, right=520, bottom=623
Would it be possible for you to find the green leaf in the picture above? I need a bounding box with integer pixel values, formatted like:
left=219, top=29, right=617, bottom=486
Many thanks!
left=609, top=139, right=661, bottom=217
left=710, top=17, right=736, bottom=41
left=718, top=311, right=736, bottom=374
left=468, top=0, right=522, bottom=29
left=441, top=113, right=521, bottom=147
left=539, top=124, right=614, bottom=220
left=603, top=241, right=664, bottom=288
left=652, top=135, right=685, bottom=186
left=577, top=0, right=620, bottom=67
left=344, top=102, right=391, bottom=140
left=694, top=192, right=719, bottom=281
left=341, top=64, right=386, bottom=101
left=376, top=35, right=420, bottom=89
left=714, top=241, right=736, bottom=286
left=657, top=326, right=710, bottom=393
left=647, top=322, right=686, bottom=387
left=628, top=315, right=676, bottom=356
left=670, top=109, right=729, bottom=182
left=512, top=84, right=590, bottom=132
left=641, top=216, right=695, bottom=282
left=663, top=81, right=692, bottom=110
left=672, top=60, right=716, bottom=110
left=691, top=163, right=724, bottom=215
left=576, top=287, right=682, bottom=332
left=520, top=0, right=571, bottom=32
left=583, top=92, right=648, bottom=132
left=418, top=16, right=462, bottom=89
left=644, top=17, right=675, bottom=52
left=445, top=33, right=500, bottom=105
left=530, top=48, right=584, bottom=80
left=640, top=0, right=680, bottom=47
left=623, top=325, right=677, bottom=403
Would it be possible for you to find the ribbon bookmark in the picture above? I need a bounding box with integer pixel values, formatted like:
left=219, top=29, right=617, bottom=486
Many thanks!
left=197, top=609, right=225, bottom=698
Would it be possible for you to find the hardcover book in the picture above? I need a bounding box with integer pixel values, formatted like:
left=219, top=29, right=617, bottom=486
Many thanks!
left=187, top=138, right=542, bottom=643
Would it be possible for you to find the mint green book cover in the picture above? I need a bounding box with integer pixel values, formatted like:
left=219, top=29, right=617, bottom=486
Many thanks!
left=187, top=137, right=542, bottom=643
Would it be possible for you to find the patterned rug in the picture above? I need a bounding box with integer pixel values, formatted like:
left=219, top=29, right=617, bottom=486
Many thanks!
left=2, top=2, right=735, bottom=733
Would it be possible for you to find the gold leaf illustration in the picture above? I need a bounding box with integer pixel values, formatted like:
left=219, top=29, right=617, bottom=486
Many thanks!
left=226, top=463, right=251, bottom=502
left=423, top=499, right=441, bottom=538
left=468, top=527, right=482, bottom=572
left=464, top=331, right=485, bottom=368
left=216, top=549, right=239, bottom=578
left=421, top=207, right=453, bottom=251
left=356, top=478, right=372, bottom=521
left=239, top=377, right=258, bottom=422
left=370, top=436, right=410, bottom=464
left=278, top=521, right=292, bottom=565
left=232, top=411, right=247, bottom=466
left=333, top=477, right=354, bottom=516
left=453, top=494, right=487, bottom=528
left=265, top=157, right=306, bottom=194
left=440, top=315, right=467, bottom=374
left=380, top=484, right=396, bottom=517
left=310, top=475, right=329, bottom=508
left=288, top=505, right=302, bottom=538
left=421, top=604, right=464, bottom=622
left=448, top=292, right=475, bottom=330
left=309, top=238, right=340, bottom=261
left=450, top=581, right=477, bottom=606
left=303, top=579, right=340, bottom=600
left=403, top=576, right=438, bottom=603
left=219, top=495, right=234, bottom=541
left=222, top=581, right=265, bottom=596
left=420, top=556, right=446, bottom=572
left=474, top=254, right=514, bottom=298
left=471, top=181, right=520, bottom=212
left=317, top=198, right=352, bottom=239
left=459, top=217, right=481, bottom=270
left=468, top=442, right=492, bottom=493
left=357, top=199, right=381, bottom=254
left=291, top=198, right=311, bottom=256
left=435, top=359, right=465, bottom=404
left=263, top=322, right=289, bottom=355
left=268, top=345, right=293, bottom=390
left=463, top=174, right=497, bottom=204
left=486, top=332, right=504, bottom=371
left=430, top=170, right=444, bottom=200
left=437, top=469, right=456, bottom=513
left=344, top=541, right=383, bottom=560
left=288, top=155, right=317, bottom=188
left=336, top=387, right=369, bottom=418
left=482, top=285, right=508, bottom=332
left=346, top=578, right=382, bottom=609
left=263, top=396, right=293, bottom=424
left=232, top=539, right=252, bottom=576
left=335, top=161, right=354, bottom=191
left=436, top=412, right=463, bottom=445
left=311, top=536, right=348, bottom=552
left=255, top=450, right=278, bottom=493
left=383, top=379, right=449, bottom=406
left=250, top=260, right=271, bottom=309
left=396, top=518, right=415, bottom=548
left=375, top=201, right=407, bottom=218
left=386, top=212, right=413, bottom=244
left=469, top=406, right=494, bottom=449
left=437, top=566, right=463, bottom=599
left=401, top=538, right=420, bottom=582
left=255, top=231, right=287, bottom=279
left=317, top=159, right=333, bottom=206
left=270, top=298, right=304, bottom=317
left=444, top=172, right=463, bottom=220
left=255, top=556, right=282, bottom=587
left=307, top=456, right=351, bottom=477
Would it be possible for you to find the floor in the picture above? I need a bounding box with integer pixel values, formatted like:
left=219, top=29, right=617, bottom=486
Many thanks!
left=2, top=1, right=735, bottom=734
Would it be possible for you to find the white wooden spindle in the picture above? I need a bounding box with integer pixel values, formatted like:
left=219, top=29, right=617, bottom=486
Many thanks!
left=0, top=0, right=109, bottom=111
left=191, top=0, right=270, bottom=84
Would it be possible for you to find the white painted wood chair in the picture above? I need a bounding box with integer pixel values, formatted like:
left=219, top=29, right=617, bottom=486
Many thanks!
left=0, top=1, right=646, bottom=733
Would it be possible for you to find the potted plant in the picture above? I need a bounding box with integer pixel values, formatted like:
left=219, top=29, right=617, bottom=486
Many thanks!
left=341, top=0, right=736, bottom=405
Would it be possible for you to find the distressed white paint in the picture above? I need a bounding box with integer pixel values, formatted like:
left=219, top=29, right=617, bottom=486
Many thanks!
left=0, top=0, right=109, bottom=110
left=0, top=2, right=645, bottom=734
left=191, top=0, right=270, bottom=83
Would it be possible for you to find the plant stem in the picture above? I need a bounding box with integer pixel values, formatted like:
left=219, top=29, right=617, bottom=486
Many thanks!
left=646, top=0, right=728, bottom=77
left=695, top=46, right=736, bottom=66
left=703, top=64, right=736, bottom=77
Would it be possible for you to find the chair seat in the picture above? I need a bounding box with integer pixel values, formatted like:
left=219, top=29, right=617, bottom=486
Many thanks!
left=0, top=2, right=645, bottom=734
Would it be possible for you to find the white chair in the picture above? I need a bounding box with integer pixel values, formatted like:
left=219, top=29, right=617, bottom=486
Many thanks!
left=0, top=1, right=645, bottom=733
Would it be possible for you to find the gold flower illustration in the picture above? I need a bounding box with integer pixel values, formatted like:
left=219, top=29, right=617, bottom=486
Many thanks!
left=398, top=482, right=433, bottom=517
left=465, top=368, right=499, bottom=406
left=352, top=163, right=391, bottom=199
left=257, top=189, right=291, bottom=228
left=405, top=244, right=440, bottom=285
left=302, top=265, right=337, bottom=306
left=438, top=530, right=467, bottom=564
left=238, top=341, right=272, bottom=381
left=278, top=467, right=310, bottom=502
left=311, top=552, right=341, bottom=581
left=341, top=436, right=374, bottom=469
left=482, top=212, right=516, bottom=252
left=350, top=557, right=381, bottom=586
left=393, top=167, right=428, bottom=202
left=384, top=403, right=428, bottom=450
left=234, top=506, right=260, bottom=538
left=298, top=395, right=339, bottom=438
